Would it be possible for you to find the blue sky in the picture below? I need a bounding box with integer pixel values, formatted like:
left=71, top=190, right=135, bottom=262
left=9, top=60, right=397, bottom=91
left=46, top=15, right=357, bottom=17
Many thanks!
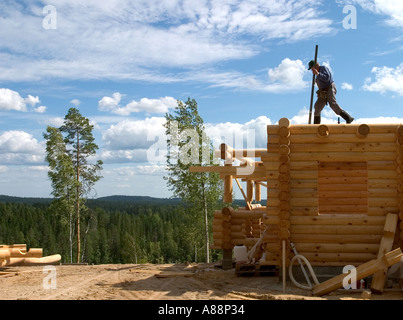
left=1, top=0, right=403, bottom=199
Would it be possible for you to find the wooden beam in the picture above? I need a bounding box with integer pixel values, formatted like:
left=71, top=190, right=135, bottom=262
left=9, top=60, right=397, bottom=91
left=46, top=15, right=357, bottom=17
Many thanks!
left=235, top=178, right=252, bottom=210
left=312, top=248, right=403, bottom=296
left=370, top=213, right=399, bottom=294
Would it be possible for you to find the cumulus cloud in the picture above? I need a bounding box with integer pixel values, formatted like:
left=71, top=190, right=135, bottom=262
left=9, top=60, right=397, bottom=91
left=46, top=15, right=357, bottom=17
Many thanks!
left=25, top=95, right=40, bottom=107
left=200, top=58, right=309, bottom=92
left=101, top=115, right=275, bottom=164
left=0, top=88, right=46, bottom=113
left=101, top=117, right=167, bottom=164
left=0, top=88, right=27, bottom=112
left=265, top=58, right=308, bottom=93
left=98, top=94, right=177, bottom=115
left=0, top=130, right=45, bottom=165
left=363, top=63, right=403, bottom=95
left=98, top=92, right=122, bottom=113
left=205, top=116, right=272, bottom=149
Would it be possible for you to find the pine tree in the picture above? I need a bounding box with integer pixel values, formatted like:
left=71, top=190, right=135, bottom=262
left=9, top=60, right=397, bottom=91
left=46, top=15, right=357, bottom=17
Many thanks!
left=44, top=108, right=103, bottom=263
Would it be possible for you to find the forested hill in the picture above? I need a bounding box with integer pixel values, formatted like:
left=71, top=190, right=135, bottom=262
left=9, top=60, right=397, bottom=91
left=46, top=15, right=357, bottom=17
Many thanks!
left=0, top=195, right=181, bottom=206
left=0, top=194, right=222, bottom=264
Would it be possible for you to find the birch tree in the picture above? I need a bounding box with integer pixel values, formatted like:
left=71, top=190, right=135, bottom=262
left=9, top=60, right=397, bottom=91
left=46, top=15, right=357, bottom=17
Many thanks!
left=164, top=98, right=222, bottom=263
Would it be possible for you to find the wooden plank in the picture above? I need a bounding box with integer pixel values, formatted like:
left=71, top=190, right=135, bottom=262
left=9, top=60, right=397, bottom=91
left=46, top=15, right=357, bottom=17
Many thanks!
left=312, top=248, right=403, bottom=296
left=370, top=213, right=399, bottom=294
left=155, top=272, right=195, bottom=278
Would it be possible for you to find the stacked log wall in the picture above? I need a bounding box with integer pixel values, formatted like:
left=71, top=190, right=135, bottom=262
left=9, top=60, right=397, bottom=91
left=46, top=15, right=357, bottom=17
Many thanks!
left=262, top=122, right=401, bottom=266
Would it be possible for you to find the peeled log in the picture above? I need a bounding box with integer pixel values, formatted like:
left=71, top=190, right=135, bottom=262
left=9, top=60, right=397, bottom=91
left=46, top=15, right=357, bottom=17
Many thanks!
left=313, top=248, right=402, bottom=296
left=0, top=254, right=61, bottom=267
left=0, top=250, right=10, bottom=260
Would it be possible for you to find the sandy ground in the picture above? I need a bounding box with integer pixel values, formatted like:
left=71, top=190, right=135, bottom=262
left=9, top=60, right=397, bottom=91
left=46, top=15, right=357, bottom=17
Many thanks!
left=0, top=263, right=401, bottom=301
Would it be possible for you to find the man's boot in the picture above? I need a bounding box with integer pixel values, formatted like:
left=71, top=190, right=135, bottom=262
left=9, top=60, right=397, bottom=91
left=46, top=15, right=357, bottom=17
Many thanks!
left=314, top=115, right=321, bottom=124
left=340, top=110, right=354, bottom=124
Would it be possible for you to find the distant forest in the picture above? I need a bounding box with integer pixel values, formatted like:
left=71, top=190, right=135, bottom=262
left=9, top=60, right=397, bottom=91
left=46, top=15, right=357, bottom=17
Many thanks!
left=0, top=195, right=242, bottom=264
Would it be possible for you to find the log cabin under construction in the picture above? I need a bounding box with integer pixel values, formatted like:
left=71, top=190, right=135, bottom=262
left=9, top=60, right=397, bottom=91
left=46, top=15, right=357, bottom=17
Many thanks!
left=190, top=119, right=403, bottom=276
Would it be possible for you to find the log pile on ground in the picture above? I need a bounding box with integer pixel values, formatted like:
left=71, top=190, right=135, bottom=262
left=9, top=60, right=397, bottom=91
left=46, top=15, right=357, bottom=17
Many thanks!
left=0, top=244, right=61, bottom=266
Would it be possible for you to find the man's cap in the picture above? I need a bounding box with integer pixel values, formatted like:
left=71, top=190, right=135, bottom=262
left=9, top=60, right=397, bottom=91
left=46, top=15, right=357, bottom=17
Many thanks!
left=308, top=60, right=316, bottom=70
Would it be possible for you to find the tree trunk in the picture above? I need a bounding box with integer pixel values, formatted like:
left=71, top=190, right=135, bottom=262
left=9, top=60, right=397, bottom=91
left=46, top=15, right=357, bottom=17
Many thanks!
left=201, top=181, right=210, bottom=263
left=76, top=136, right=80, bottom=263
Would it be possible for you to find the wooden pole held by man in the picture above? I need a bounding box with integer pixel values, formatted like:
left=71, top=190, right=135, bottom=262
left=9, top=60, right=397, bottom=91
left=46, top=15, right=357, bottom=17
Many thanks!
left=308, top=45, right=319, bottom=124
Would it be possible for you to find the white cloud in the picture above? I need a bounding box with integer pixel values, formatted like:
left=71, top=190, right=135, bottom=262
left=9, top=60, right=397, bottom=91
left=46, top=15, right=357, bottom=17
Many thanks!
left=0, top=88, right=45, bottom=113
left=341, top=82, right=354, bottom=90
left=101, top=115, right=274, bottom=164
left=70, top=99, right=81, bottom=107
left=363, top=63, right=403, bottom=95
left=112, top=165, right=167, bottom=177
left=98, top=92, right=122, bottom=113
left=0, top=130, right=45, bottom=165
left=102, top=117, right=166, bottom=154
left=25, top=95, right=40, bottom=107
left=355, top=116, right=403, bottom=124
left=347, top=0, right=403, bottom=27
left=205, top=116, right=272, bottom=150
left=123, top=97, right=177, bottom=115
left=45, top=117, right=64, bottom=128
left=0, top=1, right=333, bottom=83
left=34, top=106, right=47, bottom=113
left=0, top=88, right=27, bottom=112
left=265, top=58, right=308, bottom=93
left=98, top=94, right=177, bottom=116
left=198, top=58, right=309, bottom=92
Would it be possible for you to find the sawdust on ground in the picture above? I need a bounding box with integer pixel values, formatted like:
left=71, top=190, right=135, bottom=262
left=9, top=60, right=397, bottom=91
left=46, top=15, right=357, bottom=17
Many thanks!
left=0, top=263, right=401, bottom=301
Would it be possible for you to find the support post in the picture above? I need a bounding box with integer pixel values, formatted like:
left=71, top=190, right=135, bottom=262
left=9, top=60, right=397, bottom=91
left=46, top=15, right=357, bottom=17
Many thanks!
left=308, top=45, right=319, bottom=125
left=222, top=249, right=233, bottom=270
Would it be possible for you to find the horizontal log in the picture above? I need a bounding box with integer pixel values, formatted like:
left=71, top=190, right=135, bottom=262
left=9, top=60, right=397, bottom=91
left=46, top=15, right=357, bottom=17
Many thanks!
left=0, top=254, right=61, bottom=267
left=290, top=225, right=384, bottom=235
left=0, top=244, right=26, bottom=250
left=268, top=133, right=398, bottom=145
left=287, top=252, right=377, bottom=263
left=262, top=232, right=382, bottom=244
left=264, top=242, right=379, bottom=254
left=230, top=210, right=264, bottom=219
left=263, top=159, right=397, bottom=172
left=319, top=205, right=368, bottom=213
left=369, top=198, right=399, bottom=207
left=269, top=143, right=398, bottom=153
left=318, top=190, right=368, bottom=199
left=295, top=243, right=380, bottom=254
left=319, top=170, right=367, bottom=179
left=9, top=248, right=42, bottom=258
left=268, top=124, right=401, bottom=135
left=263, top=215, right=385, bottom=226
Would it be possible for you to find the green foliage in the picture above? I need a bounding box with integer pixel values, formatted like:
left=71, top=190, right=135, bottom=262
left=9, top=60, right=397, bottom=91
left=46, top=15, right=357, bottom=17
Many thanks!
left=0, top=198, right=222, bottom=264
left=164, top=98, right=223, bottom=263
left=43, top=108, right=103, bottom=263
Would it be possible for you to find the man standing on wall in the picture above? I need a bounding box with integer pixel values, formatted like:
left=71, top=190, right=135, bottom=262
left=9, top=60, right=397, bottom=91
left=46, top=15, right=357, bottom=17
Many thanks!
left=309, top=60, right=354, bottom=124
